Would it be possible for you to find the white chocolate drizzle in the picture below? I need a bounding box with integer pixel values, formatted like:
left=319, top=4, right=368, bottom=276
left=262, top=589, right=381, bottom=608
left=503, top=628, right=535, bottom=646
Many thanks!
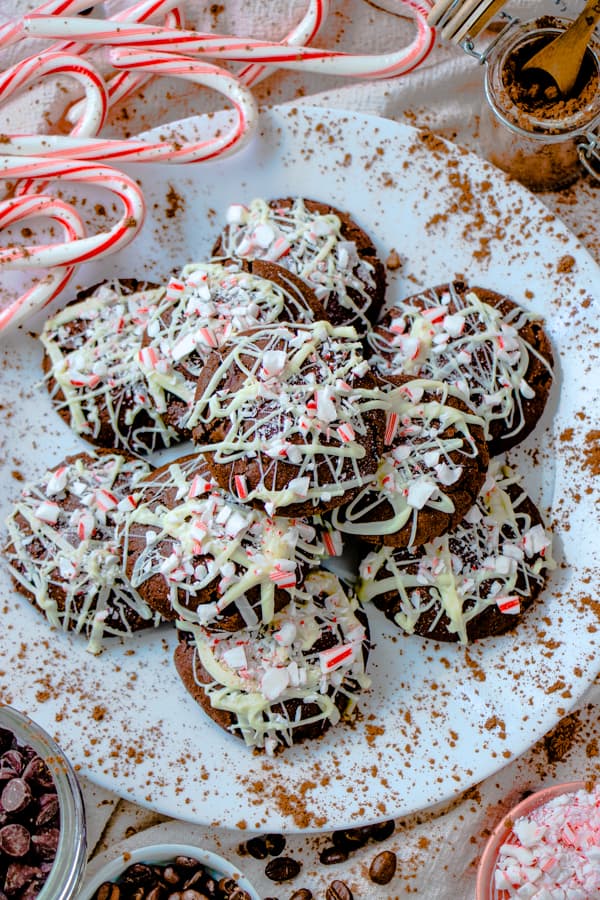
left=366, top=283, right=553, bottom=444
left=332, top=379, right=486, bottom=545
left=218, top=198, right=380, bottom=329
left=121, top=455, right=325, bottom=628
left=138, top=260, right=320, bottom=426
left=40, top=280, right=181, bottom=455
left=4, top=451, right=158, bottom=654
left=357, top=461, right=555, bottom=643
left=180, top=569, right=370, bottom=753
left=190, top=321, right=387, bottom=511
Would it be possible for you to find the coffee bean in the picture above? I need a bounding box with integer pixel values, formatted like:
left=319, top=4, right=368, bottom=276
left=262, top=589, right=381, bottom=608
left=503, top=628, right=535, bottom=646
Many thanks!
left=369, top=849, right=397, bottom=885
left=264, top=856, right=301, bottom=882
left=264, top=834, right=286, bottom=856
left=145, top=888, right=162, bottom=900
left=245, top=835, right=269, bottom=859
left=331, top=827, right=370, bottom=852
left=368, top=819, right=395, bottom=842
left=121, top=863, right=156, bottom=887
left=91, top=857, right=255, bottom=899
left=163, top=864, right=181, bottom=884
left=95, top=885, right=121, bottom=900
left=319, top=845, right=349, bottom=865
left=325, top=879, right=353, bottom=900
left=290, top=890, right=313, bottom=900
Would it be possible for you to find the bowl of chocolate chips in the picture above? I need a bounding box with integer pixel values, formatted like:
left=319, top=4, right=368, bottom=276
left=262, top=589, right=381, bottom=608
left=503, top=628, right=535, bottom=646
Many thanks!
left=80, top=843, right=260, bottom=900
left=0, top=704, right=87, bottom=900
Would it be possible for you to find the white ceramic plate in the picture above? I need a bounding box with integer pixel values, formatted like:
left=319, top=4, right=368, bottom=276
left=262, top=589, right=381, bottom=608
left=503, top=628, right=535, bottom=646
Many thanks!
left=1, top=106, right=599, bottom=833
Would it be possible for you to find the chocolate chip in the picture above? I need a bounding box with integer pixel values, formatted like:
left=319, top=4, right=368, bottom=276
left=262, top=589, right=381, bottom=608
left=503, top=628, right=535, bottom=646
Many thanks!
left=1, top=777, right=32, bottom=814
left=4, top=862, right=43, bottom=895
left=31, top=827, right=60, bottom=860
left=0, top=822, right=31, bottom=857
left=1, top=750, right=24, bottom=776
left=22, top=755, right=54, bottom=789
left=368, top=849, right=397, bottom=885
left=290, top=890, right=313, bottom=900
left=325, top=880, right=353, bottom=900
left=0, top=729, right=14, bottom=755
left=35, top=793, right=60, bottom=827
left=319, top=845, right=349, bottom=865
left=264, top=856, right=301, bottom=882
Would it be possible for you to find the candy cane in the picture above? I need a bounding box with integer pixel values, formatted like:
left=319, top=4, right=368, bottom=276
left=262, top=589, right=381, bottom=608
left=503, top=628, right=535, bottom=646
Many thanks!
left=23, top=4, right=435, bottom=79
left=0, top=156, right=145, bottom=267
left=238, top=0, right=331, bottom=88
left=0, top=51, right=108, bottom=138
left=61, top=0, right=185, bottom=123
left=0, top=0, right=104, bottom=49
left=0, top=194, right=85, bottom=332
left=3, top=50, right=258, bottom=165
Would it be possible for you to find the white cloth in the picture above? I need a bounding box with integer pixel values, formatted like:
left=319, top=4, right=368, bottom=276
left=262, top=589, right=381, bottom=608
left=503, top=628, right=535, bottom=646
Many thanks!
left=0, top=0, right=598, bottom=897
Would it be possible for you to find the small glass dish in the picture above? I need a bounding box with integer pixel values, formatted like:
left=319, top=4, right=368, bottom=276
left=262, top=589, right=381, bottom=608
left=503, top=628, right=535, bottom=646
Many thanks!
left=79, top=842, right=261, bottom=900
left=476, top=780, right=595, bottom=899
left=0, top=704, right=87, bottom=900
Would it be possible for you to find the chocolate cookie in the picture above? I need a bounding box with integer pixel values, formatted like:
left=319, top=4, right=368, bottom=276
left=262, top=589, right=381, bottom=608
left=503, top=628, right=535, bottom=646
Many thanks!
left=138, top=258, right=326, bottom=440
left=41, top=278, right=180, bottom=455
left=213, top=197, right=387, bottom=332
left=4, top=449, right=159, bottom=654
left=190, top=321, right=387, bottom=517
left=174, top=569, right=371, bottom=754
left=331, top=380, right=489, bottom=547
left=122, top=454, right=324, bottom=631
left=366, top=281, right=554, bottom=455
left=357, top=461, right=555, bottom=643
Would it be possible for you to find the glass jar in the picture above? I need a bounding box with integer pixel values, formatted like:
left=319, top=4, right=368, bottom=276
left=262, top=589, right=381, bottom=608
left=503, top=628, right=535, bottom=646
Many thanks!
left=478, top=16, right=600, bottom=191
left=0, top=705, right=87, bottom=900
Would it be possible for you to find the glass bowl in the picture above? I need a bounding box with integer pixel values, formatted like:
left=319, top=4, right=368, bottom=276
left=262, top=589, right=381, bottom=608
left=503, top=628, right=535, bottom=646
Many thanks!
left=79, top=842, right=261, bottom=900
left=476, top=780, right=596, bottom=899
left=0, top=704, right=87, bottom=900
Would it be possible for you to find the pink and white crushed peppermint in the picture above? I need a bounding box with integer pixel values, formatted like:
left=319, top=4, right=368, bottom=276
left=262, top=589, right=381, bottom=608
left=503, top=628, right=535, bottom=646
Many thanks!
left=494, top=785, right=600, bottom=898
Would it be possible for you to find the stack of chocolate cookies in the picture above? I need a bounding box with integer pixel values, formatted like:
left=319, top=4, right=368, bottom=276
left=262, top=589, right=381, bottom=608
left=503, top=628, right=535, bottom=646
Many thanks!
left=4, top=196, right=557, bottom=753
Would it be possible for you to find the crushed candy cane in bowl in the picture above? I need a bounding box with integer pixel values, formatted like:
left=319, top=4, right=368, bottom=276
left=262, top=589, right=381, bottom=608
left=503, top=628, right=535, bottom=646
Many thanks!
left=476, top=781, right=600, bottom=900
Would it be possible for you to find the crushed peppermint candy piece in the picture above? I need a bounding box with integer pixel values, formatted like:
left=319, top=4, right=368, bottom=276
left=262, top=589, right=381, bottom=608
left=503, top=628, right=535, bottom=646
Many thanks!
left=406, top=479, right=437, bottom=510
left=34, top=501, right=60, bottom=524
left=493, top=785, right=600, bottom=898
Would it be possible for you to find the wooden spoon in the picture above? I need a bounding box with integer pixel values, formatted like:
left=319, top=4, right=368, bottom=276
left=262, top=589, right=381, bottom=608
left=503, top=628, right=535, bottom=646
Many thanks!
left=522, top=0, right=600, bottom=96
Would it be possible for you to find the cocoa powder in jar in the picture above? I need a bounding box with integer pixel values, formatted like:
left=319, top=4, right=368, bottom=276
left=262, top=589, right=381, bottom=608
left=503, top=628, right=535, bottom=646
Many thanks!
left=480, top=18, right=600, bottom=191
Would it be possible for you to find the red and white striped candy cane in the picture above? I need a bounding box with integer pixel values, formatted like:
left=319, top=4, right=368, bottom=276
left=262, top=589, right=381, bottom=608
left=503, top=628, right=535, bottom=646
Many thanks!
left=0, top=156, right=145, bottom=267
left=4, top=50, right=258, bottom=166
left=23, top=3, right=435, bottom=79
left=59, top=0, right=185, bottom=123
left=0, top=194, right=86, bottom=332
left=0, top=51, right=108, bottom=137
left=0, top=0, right=104, bottom=50
left=238, top=0, right=331, bottom=88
